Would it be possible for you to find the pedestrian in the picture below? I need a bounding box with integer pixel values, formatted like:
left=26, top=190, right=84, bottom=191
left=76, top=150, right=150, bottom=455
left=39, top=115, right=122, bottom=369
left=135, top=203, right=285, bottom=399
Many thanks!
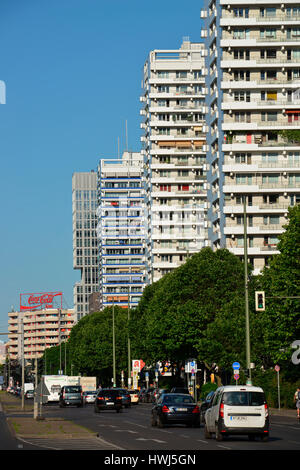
left=294, top=387, right=300, bottom=420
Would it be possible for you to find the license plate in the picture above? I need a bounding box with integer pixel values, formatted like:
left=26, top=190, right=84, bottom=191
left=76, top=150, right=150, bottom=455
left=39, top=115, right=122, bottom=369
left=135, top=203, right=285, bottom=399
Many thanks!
left=231, top=416, right=247, bottom=421
left=176, top=408, right=188, bottom=412
left=106, top=402, right=114, bottom=405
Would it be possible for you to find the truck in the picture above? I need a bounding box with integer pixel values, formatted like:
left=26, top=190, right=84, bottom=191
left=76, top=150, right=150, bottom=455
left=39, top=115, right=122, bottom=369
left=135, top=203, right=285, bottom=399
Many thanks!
left=80, top=377, right=97, bottom=392
left=41, top=376, right=96, bottom=403
left=41, top=375, right=80, bottom=403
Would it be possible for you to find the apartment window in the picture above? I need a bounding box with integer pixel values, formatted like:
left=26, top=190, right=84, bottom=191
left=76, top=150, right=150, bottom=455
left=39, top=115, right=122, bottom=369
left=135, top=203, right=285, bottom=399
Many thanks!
left=286, top=7, right=300, bottom=17
left=261, top=112, right=277, bottom=122
left=260, top=28, right=277, bottom=39
left=262, top=174, right=279, bottom=184
left=261, top=91, right=277, bottom=101
left=158, top=114, right=169, bottom=121
left=158, top=128, right=170, bottom=135
left=158, top=99, right=168, bottom=107
left=158, top=85, right=169, bottom=93
left=160, top=185, right=171, bottom=192
left=233, top=8, right=249, bottom=18
left=234, top=91, right=250, bottom=102
left=289, top=173, right=300, bottom=185
left=261, top=49, right=277, bottom=59
left=234, top=49, right=250, bottom=60
left=263, top=215, right=280, bottom=225
left=260, top=7, right=276, bottom=18
left=236, top=174, right=252, bottom=184
left=287, top=28, right=300, bottom=39
left=176, top=71, right=187, bottom=79
left=233, top=29, right=250, bottom=39
left=234, top=70, right=250, bottom=81
left=177, top=184, right=189, bottom=191
left=157, top=71, right=169, bottom=78
left=235, top=153, right=251, bottom=163
left=262, top=152, right=278, bottom=163
left=261, top=70, right=277, bottom=81
left=194, top=71, right=202, bottom=79
left=234, top=112, right=251, bottom=123
left=288, top=152, right=300, bottom=164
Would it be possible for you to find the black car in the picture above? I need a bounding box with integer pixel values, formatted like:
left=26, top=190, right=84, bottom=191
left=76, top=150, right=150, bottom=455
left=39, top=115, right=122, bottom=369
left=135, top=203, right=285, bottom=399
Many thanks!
left=151, top=393, right=200, bottom=428
left=94, top=388, right=123, bottom=413
left=114, top=388, right=131, bottom=408
left=199, top=390, right=215, bottom=423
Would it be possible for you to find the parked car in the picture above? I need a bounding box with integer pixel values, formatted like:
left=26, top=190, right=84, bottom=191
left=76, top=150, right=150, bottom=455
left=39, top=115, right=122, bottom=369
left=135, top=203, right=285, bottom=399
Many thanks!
left=83, top=391, right=97, bottom=404
left=151, top=393, right=200, bottom=428
left=59, top=385, right=83, bottom=408
left=170, top=387, right=191, bottom=395
left=128, top=389, right=140, bottom=404
left=94, top=388, right=123, bottom=413
left=25, top=389, right=34, bottom=399
left=204, top=385, right=269, bottom=441
left=199, top=390, right=215, bottom=423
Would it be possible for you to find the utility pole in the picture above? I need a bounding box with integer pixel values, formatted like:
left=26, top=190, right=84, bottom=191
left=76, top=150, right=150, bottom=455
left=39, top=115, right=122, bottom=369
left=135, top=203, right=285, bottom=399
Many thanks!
left=243, top=195, right=251, bottom=384
left=112, top=299, right=116, bottom=388
left=21, top=319, right=25, bottom=410
left=128, top=295, right=131, bottom=389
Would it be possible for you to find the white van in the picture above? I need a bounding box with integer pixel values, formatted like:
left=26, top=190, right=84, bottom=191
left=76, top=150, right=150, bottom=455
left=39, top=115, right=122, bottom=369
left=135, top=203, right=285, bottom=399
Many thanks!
left=204, top=385, right=269, bottom=441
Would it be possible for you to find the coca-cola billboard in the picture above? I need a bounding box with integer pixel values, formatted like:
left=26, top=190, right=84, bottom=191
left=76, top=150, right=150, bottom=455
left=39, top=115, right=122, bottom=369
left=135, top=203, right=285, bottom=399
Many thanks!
left=20, top=292, right=62, bottom=311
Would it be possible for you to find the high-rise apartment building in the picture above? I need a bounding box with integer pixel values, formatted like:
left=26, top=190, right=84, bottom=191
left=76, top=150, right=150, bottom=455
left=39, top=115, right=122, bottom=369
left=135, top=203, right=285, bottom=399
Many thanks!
left=141, top=40, right=210, bottom=283
left=7, top=307, right=76, bottom=361
left=72, top=172, right=98, bottom=319
left=97, top=152, right=147, bottom=308
left=202, top=0, right=300, bottom=274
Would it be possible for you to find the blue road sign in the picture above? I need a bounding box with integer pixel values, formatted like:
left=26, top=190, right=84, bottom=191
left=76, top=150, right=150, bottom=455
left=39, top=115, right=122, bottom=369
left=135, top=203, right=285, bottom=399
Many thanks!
left=232, top=362, right=240, bottom=370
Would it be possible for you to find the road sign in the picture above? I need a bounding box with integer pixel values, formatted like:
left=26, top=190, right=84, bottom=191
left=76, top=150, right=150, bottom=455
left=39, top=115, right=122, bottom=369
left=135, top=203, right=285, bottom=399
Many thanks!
left=234, top=374, right=239, bottom=380
left=232, top=362, right=240, bottom=370
left=275, top=365, right=280, bottom=372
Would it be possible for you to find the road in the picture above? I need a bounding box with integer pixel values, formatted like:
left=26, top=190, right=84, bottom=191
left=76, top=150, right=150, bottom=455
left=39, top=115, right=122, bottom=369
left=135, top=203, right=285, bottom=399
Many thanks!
left=22, top=402, right=300, bottom=451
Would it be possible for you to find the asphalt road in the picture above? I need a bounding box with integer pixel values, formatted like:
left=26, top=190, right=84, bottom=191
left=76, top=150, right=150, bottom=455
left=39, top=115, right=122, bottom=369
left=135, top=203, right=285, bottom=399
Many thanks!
left=28, top=402, right=300, bottom=451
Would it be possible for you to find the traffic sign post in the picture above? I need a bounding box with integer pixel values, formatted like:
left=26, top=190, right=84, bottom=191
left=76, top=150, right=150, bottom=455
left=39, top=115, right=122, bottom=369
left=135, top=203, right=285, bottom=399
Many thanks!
left=232, top=362, right=240, bottom=385
left=275, top=365, right=280, bottom=410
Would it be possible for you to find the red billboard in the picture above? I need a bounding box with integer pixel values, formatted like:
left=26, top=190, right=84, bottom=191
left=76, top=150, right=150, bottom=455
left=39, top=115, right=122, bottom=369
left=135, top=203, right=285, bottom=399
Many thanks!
left=20, top=292, right=62, bottom=311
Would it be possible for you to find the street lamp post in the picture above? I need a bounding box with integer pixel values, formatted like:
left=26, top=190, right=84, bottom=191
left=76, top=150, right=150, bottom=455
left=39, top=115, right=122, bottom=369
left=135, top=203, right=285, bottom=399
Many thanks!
left=243, top=196, right=251, bottom=383
left=112, top=299, right=116, bottom=387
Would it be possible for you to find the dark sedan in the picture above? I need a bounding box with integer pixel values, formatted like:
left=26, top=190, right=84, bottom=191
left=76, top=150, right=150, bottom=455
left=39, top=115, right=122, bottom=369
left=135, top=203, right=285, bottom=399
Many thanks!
left=94, top=388, right=123, bottom=413
left=151, top=393, right=200, bottom=428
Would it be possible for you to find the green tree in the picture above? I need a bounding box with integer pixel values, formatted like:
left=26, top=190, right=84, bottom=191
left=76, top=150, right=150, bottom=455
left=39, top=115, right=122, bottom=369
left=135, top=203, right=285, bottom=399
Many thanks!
left=256, top=205, right=300, bottom=369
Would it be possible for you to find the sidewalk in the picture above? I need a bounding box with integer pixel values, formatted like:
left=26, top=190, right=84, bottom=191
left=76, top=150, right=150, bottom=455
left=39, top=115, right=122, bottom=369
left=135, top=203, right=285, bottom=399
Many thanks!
left=0, top=392, right=98, bottom=440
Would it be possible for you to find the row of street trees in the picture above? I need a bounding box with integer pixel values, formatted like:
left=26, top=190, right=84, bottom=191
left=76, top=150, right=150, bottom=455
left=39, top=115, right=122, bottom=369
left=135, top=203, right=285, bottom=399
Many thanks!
left=40, top=205, right=300, bottom=406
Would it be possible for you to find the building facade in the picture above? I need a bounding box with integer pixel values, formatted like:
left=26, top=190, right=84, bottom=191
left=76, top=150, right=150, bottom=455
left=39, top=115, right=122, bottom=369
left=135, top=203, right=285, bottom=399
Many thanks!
left=72, top=171, right=99, bottom=319
left=7, top=308, right=76, bottom=361
left=97, top=152, right=147, bottom=308
left=141, top=39, right=210, bottom=283
left=202, top=0, right=300, bottom=274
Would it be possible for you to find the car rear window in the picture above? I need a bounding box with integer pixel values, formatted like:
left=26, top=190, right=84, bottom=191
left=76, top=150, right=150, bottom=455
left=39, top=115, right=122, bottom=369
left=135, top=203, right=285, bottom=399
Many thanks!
left=222, top=391, right=265, bottom=406
left=65, top=386, right=81, bottom=393
left=163, top=395, right=193, bottom=404
left=101, top=390, right=119, bottom=397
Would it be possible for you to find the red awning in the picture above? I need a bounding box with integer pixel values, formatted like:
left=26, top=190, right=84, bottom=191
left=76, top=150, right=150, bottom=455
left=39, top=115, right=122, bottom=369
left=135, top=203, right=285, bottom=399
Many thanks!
left=286, top=110, right=300, bottom=114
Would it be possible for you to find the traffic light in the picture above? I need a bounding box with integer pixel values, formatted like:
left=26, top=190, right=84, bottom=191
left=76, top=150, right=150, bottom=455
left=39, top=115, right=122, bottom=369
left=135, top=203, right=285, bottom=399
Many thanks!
left=255, top=291, right=265, bottom=311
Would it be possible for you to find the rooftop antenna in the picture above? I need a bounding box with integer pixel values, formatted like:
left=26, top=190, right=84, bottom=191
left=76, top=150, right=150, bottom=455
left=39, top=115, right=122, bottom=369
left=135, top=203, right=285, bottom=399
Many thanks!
left=125, top=120, right=128, bottom=152
left=118, top=137, right=120, bottom=158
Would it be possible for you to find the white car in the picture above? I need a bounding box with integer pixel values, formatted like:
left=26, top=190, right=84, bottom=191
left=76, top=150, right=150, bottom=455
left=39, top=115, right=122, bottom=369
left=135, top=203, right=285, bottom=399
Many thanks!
left=83, top=391, right=97, bottom=404
left=129, top=389, right=140, bottom=404
left=204, top=385, right=269, bottom=442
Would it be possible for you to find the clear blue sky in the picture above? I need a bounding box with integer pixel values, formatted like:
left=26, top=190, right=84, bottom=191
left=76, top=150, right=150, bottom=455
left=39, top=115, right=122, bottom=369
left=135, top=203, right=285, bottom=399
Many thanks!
left=0, top=0, right=204, bottom=340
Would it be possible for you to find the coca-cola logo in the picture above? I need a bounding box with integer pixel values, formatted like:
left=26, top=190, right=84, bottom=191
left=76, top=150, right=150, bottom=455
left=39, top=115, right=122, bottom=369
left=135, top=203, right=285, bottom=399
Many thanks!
left=20, top=292, right=62, bottom=311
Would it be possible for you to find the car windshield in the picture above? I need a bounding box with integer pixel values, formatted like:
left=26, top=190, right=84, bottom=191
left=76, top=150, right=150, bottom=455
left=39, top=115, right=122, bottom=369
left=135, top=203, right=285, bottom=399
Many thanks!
left=163, top=395, right=193, bottom=404
left=222, top=391, right=265, bottom=406
left=129, top=390, right=139, bottom=394
left=65, top=386, right=81, bottom=393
